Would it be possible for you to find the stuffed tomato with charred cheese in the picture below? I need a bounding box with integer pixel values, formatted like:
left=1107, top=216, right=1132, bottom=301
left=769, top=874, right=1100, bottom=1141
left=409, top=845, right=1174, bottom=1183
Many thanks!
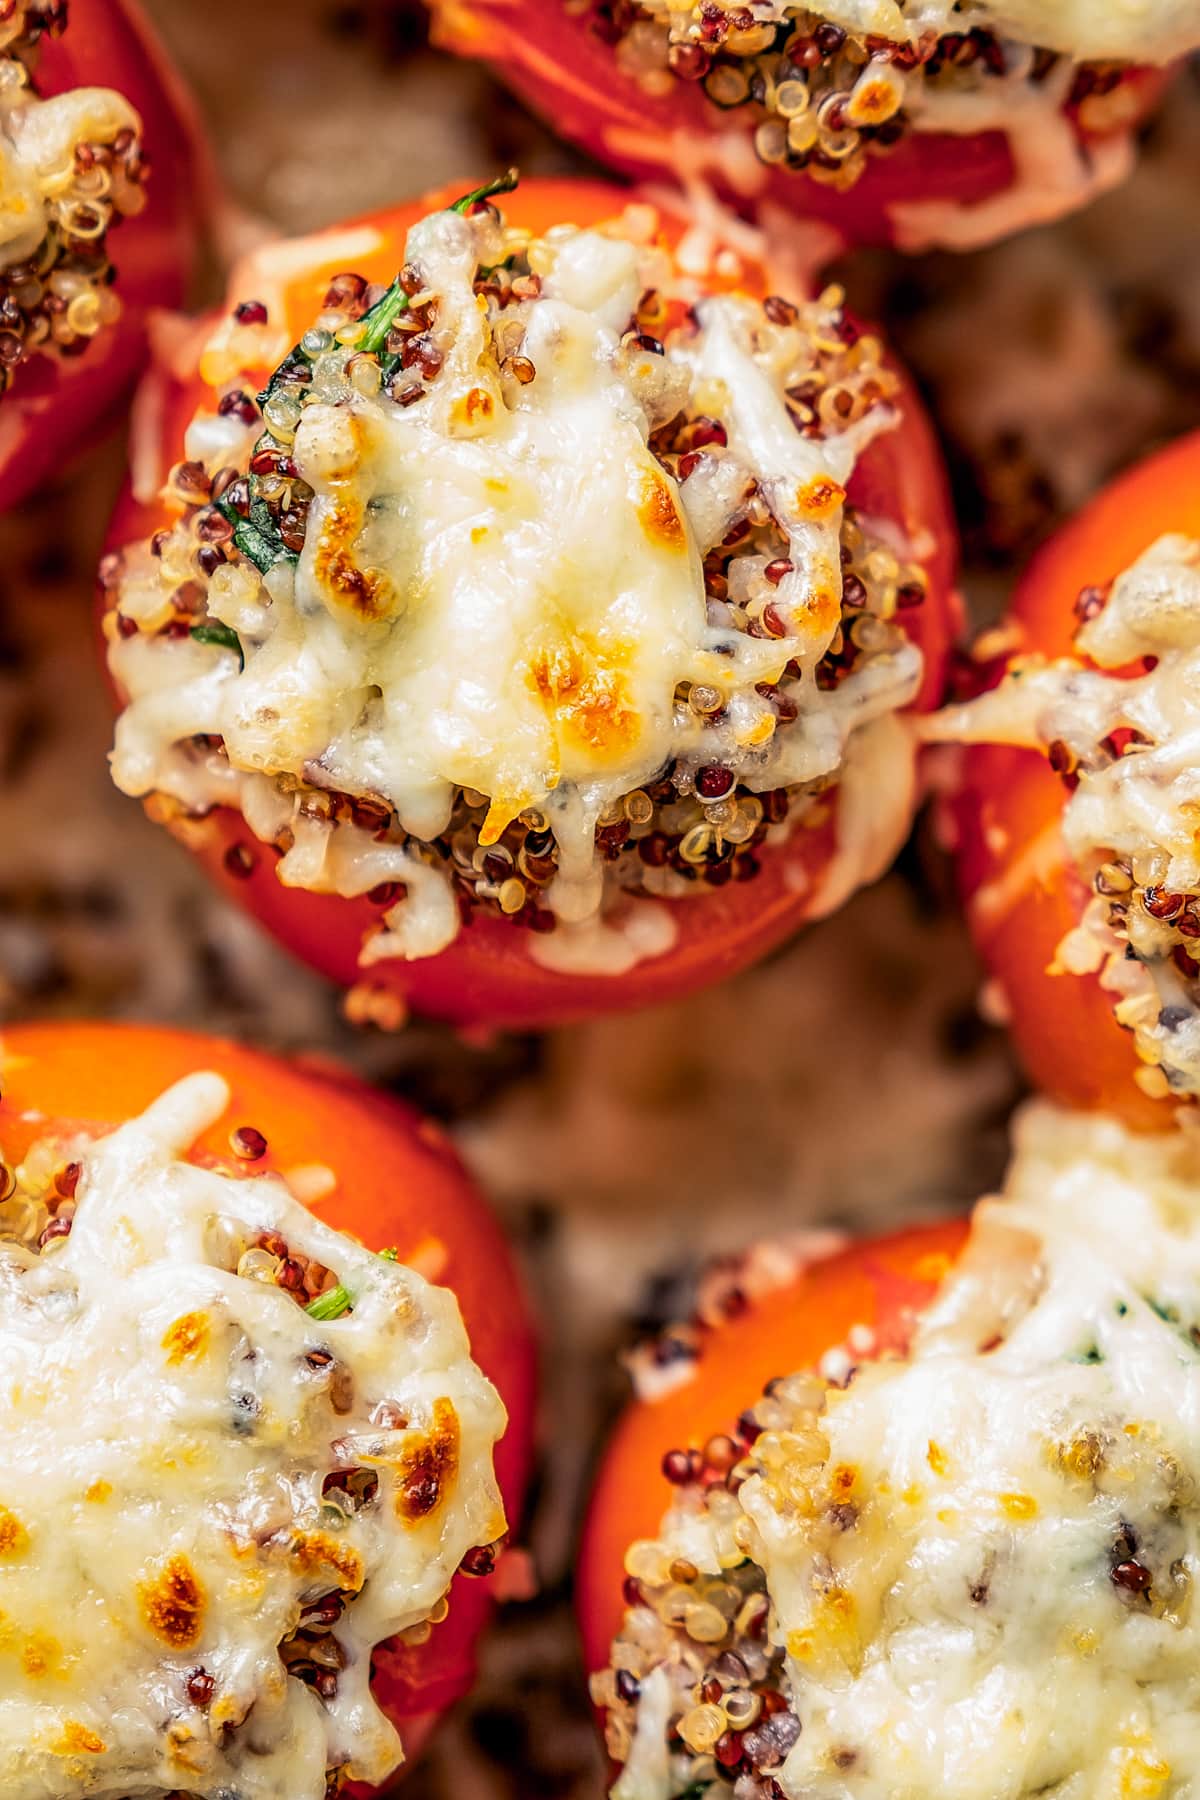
left=428, top=1, right=1184, bottom=252
left=581, top=1104, right=1200, bottom=1800
left=925, top=432, right=1200, bottom=1128
left=0, top=0, right=202, bottom=508
left=0, top=1021, right=536, bottom=1798
left=101, top=175, right=957, bottom=1032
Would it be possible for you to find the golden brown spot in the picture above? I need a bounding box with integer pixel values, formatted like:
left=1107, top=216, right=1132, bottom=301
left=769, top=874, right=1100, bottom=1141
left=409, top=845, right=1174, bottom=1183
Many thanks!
left=926, top=1440, right=949, bottom=1478
left=829, top=1463, right=858, bottom=1499
left=84, top=1480, right=112, bottom=1504
left=470, top=524, right=490, bottom=545
left=999, top=1491, right=1038, bottom=1522
left=846, top=78, right=900, bottom=125
left=0, top=1507, right=28, bottom=1558
left=140, top=1553, right=206, bottom=1649
left=22, top=1632, right=60, bottom=1679
left=396, top=1396, right=460, bottom=1523
left=289, top=1531, right=365, bottom=1593
left=450, top=386, right=495, bottom=431
left=162, top=1311, right=211, bottom=1367
left=312, top=496, right=392, bottom=621
left=52, top=1721, right=106, bottom=1756
left=529, top=630, right=640, bottom=760
left=795, top=476, right=846, bottom=520
left=636, top=467, right=686, bottom=552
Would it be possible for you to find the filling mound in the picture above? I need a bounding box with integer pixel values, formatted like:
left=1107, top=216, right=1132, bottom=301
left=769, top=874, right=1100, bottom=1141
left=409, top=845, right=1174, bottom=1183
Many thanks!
left=0, top=1072, right=506, bottom=1799
left=105, top=182, right=930, bottom=983
left=598, top=1103, right=1200, bottom=1800
left=0, top=0, right=146, bottom=389
left=573, top=0, right=1176, bottom=246
left=928, top=534, right=1200, bottom=1102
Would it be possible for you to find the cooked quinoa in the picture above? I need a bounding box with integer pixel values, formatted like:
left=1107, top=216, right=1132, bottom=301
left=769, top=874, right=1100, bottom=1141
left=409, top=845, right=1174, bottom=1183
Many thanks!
left=928, top=534, right=1200, bottom=1102
left=0, top=0, right=147, bottom=391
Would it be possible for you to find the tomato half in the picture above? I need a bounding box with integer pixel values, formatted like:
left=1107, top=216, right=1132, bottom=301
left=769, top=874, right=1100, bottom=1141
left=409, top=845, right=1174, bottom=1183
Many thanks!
left=951, top=432, right=1200, bottom=1129
left=0, top=1019, right=537, bottom=1785
left=102, top=176, right=959, bottom=1032
left=576, top=1219, right=967, bottom=1686
left=428, top=0, right=1165, bottom=249
left=0, top=0, right=205, bottom=509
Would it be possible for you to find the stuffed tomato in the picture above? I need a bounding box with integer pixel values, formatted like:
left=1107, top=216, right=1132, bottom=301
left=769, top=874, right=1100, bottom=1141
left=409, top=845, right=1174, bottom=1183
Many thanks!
left=0, top=1020, right=536, bottom=1796
left=927, top=432, right=1200, bottom=1127
left=0, top=0, right=202, bottom=507
left=582, top=1101, right=1200, bottom=1799
left=100, top=175, right=957, bottom=1032
left=428, top=0, right=1182, bottom=252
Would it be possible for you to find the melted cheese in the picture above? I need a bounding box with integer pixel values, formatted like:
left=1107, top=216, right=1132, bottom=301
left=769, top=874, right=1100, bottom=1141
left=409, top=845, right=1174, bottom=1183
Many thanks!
left=926, top=534, right=1200, bottom=1095
left=748, top=0, right=1197, bottom=63
left=616, top=1100, right=1200, bottom=1799
left=0, top=77, right=140, bottom=270
left=0, top=1073, right=505, bottom=1798
left=109, top=199, right=921, bottom=977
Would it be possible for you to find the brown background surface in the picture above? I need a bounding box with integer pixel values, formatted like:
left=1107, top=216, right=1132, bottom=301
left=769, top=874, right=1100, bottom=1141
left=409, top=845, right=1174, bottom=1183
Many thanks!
left=0, top=9, right=1197, bottom=1792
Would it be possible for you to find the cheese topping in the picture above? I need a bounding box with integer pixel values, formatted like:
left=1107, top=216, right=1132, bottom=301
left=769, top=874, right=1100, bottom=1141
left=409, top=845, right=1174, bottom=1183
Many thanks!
left=601, top=1101, right=1200, bottom=1799
left=0, top=4, right=146, bottom=386
left=792, top=0, right=1194, bottom=64
left=926, top=534, right=1200, bottom=1101
left=556, top=0, right=1190, bottom=251
left=0, top=1073, right=506, bottom=1798
left=106, top=190, right=930, bottom=979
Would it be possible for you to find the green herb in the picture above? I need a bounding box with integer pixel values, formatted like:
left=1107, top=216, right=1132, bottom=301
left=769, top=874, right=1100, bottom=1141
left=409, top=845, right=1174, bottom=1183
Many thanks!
left=675, top=1781, right=713, bottom=1800
left=1072, top=1345, right=1104, bottom=1365
left=358, top=169, right=520, bottom=363
left=378, top=1247, right=400, bottom=1262
left=306, top=1284, right=353, bottom=1322
left=449, top=169, right=519, bottom=215
left=216, top=495, right=296, bottom=577
left=189, top=622, right=244, bottom=666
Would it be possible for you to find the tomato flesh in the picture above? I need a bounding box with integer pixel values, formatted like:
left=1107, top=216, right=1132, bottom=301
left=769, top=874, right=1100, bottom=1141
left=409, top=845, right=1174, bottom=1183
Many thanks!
left=952, top=431, right=1200, bottom=1127
left=429, top=0, right=1165, bottom=248
left=0, top=1020, right=537, bottom=1785
left=102, top=177, right=958, bottom=1030
left=0, top=0, right=204, bottom=508
left=577, top=1220, right=967, bottom=1687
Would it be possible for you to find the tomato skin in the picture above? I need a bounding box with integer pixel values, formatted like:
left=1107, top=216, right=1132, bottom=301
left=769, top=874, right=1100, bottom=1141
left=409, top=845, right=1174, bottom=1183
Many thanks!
left=0, top=1020, right=537, bottom=1787
left=952, top=432, right=1200, bottom=1129
left=576, top=1219, right=967, bottom=1687
left=0, top=0, right=205, bottom=509
left=429, top=0, right=1165, bottom=248
left=102, top=177, right=958, bottom=1031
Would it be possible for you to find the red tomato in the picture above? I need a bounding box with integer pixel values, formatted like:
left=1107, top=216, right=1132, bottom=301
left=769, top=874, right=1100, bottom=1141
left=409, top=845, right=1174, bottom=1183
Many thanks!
left=951, top=432, right=1200, bottom=1129
left=0, top=0, right=205, bottom=509
left=428, top=0, right=1165, bottom=248
left=577, top=1220, right=967, bottom=1688
left=102, top=177, right=958, bottom=1032
left=0, top=1020, right=537, bottom=1784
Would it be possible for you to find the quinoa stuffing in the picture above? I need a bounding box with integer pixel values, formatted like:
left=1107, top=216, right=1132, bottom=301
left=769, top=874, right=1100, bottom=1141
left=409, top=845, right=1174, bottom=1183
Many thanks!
left=578, top=0, right=1137, bottom=194
left=105, top=176, right=933, bottom=980
left=0, top=0, right=147, bottom=392
left=926, top=535, right=1200, bottom=1103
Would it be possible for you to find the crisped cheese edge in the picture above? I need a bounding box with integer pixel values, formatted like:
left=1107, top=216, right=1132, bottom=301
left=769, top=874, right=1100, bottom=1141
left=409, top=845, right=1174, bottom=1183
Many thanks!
left=618, top=1098, right=1200, bottom=1799
left=108, top=203, right=924, bottom=979
left=0, top=1071, right=506, bottom=1800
